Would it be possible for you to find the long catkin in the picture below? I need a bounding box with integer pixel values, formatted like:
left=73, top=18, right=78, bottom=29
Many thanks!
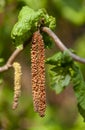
left=31, top=31, right=46, bottom=117
left=31, top=32, right=39, bottom=112
left=12, top=62, right=22, bottom=109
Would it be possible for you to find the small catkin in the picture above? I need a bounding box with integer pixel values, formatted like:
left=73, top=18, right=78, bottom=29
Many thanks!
left=12, top=62, right=22, bottom=110
left=31, top=31, right=46, bottom=117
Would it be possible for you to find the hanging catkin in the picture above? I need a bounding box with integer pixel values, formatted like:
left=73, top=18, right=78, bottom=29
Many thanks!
left=37, top=31, right=46, bottom=117
left=12, top=62, right=22, bottom=109
left=31, top=31, right=46, bottom=117
left=31, top=32, right=39, bottom=112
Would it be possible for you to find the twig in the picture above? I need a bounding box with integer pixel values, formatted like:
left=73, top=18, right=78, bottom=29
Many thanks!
left=0, top=48, right=23, bottom=72
left=0, top=26, right=85, bottom=73
left=0, top=37, right=32, bottom=73
left=42, top=27, right=85, bottom=64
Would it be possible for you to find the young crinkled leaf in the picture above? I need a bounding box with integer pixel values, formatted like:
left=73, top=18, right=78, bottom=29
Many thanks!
left=46, top=51, right=85, bottom=121
left=11, top=6, right=56, bottom=49
left=72, top=65, right=85, bottom=121
left=46, top=51, right=73, bottom=93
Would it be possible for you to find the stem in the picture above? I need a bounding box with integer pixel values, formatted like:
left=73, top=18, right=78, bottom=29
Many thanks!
left=0, top=37, right=32, bottom=73
left=42, top=27, right=85, bottom=64
left=0, top=48, right=23, bottom=72
left=0, top=27, right=85, bottom=73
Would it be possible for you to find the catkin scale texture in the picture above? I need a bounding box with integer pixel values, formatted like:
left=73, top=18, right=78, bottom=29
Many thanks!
left=31, top=31, right=46, bottom=117
left=31, top=34, right=39, bottom=112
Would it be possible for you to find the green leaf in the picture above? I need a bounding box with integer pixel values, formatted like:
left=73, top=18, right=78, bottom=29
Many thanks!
left=46, top=51, right=73, bottom=65
left=46, top=51, right=73, bottom=94
left=46, top=51, right=85, bottom=120
left=72, top=65, right=85, bottom=121
left=50, top=72, right=71, bottom=94
left=11, top=6, right=56, bottom=48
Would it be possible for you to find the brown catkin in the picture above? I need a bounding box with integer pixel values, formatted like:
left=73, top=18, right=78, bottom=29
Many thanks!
left=31, top=33, right=39, bottom=112
left=31, top=31, right=46, bottom=117
left=37, top=31, right=46, bottom=117
left=12, top=62, right=22, bottom=110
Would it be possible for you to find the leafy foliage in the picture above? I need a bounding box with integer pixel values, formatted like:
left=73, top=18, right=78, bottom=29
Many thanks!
left=46, top=51, right=73, bottom=93
left=72, top=66, right=85, bottom=121
left=46, top=51, right=85, bottom=120
left=0, top=0, right=85, bottom=128
left=11, top=6, right=56, bottom=48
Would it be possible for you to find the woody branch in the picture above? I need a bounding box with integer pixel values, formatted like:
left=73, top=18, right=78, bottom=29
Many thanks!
left=0, top=26, right=85, bottom=73
left=42, top=27, right=85, bottom=64
left=0, top=48, right=23, bottom=72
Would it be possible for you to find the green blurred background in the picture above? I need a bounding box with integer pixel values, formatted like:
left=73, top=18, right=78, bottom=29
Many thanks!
left=0, top=0, right=85, bottom=129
